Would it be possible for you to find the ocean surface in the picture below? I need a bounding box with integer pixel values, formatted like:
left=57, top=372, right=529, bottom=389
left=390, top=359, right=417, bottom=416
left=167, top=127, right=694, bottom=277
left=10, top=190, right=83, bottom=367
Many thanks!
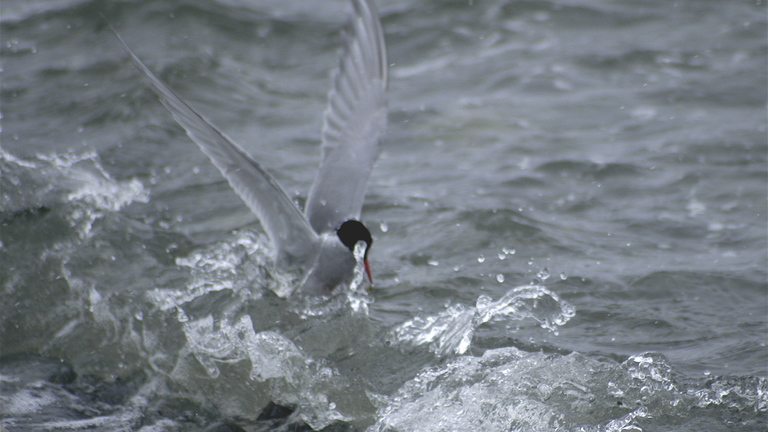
left=1, top=0, right=766, bottom=430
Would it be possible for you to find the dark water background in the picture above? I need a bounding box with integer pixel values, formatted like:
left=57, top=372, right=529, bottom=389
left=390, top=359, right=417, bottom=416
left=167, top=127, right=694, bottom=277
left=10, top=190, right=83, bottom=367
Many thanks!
left=2, top=0, right=767, bottom=430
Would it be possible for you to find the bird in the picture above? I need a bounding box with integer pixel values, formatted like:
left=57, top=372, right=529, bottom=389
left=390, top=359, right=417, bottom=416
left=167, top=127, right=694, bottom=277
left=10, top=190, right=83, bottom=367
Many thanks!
left=109, top=0, right=387, bottom=296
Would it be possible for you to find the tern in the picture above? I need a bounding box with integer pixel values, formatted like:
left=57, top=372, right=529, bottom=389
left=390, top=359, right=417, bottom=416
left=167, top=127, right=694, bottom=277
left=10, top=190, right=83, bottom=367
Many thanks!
left=110, top=0, right=387, bottom=295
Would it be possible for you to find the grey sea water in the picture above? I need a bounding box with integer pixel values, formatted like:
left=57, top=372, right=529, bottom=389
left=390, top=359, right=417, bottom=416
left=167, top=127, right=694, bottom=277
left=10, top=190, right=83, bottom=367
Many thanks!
left=1, top=0, right=766, bottom=430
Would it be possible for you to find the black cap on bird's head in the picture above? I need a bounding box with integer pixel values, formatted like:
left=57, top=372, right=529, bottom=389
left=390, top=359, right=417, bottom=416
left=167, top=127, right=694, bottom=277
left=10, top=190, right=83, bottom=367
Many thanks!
left=336, top=219, right=374, bottom=285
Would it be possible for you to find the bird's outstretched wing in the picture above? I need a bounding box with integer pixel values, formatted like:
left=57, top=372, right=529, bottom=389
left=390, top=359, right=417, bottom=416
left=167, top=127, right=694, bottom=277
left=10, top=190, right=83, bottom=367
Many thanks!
left=110, top=28, right=319, bottom=267
left=305, top=0, right=388, bottom=234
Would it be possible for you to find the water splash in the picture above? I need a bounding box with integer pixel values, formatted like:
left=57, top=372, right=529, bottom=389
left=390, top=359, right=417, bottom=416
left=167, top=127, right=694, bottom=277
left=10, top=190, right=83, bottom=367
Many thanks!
left=392, top=285, right=575, bottom=356
left=147, top=229, right=269, bottom=312
left=0, top=147, right=149, bottom=239
left=347, top=241, right=375, bottom=315
left=174, top=313, right=360, bottom=430
left=369, top=348, right=768, bottom=432
left=600, top=407, right=649, bottom=432
left=369, top=348, right=575, bottom=432
left=141, top=229, right=376, bottom=429
left=688, top=375, right=768, bottom=413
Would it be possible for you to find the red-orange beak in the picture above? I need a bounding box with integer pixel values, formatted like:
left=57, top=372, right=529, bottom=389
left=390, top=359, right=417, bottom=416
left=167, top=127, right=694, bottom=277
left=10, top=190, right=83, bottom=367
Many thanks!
left=364, top=258, right=373, bottom=287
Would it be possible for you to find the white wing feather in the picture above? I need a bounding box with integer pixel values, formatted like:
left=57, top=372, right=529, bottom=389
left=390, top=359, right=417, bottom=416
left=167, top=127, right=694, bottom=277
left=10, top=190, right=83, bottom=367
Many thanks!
left=111, top=29, right=319, bottom=267
left=305, top=0, right=388, bottom=233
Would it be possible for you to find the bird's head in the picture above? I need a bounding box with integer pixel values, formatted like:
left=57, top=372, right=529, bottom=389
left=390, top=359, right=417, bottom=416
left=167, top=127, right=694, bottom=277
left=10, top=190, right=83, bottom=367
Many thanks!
left=336, top=219, right=374, bottom=285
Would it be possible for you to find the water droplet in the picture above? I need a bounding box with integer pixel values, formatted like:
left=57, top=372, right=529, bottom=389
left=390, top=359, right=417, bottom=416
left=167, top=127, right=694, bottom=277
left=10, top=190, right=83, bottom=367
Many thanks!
left=477, top=255, right=485, bottom=263
left=559, top=272, right=567, bottom=280
left=497, top=252, right=506, bottom=260
left=537, top=268, right=550, bottom=281
left=427, top=259, right=439, bottom=266
left=380, top=222, right=388, bottom=232
left=496, top=274, right=504, bottom=283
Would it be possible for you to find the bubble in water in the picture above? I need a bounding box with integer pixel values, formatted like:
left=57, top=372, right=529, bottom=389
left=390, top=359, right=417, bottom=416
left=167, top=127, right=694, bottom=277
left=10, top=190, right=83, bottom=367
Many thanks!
left=496, top=274, right=505, bottom=283
left=477, top=255, right=485, bottom=263
left=380, top=222, right=388, bottom=232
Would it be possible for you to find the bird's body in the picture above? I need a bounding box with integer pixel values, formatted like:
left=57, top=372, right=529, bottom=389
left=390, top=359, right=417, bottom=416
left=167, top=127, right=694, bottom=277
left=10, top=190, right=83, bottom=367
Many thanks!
left=110, top=0, right=387, bottom=295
